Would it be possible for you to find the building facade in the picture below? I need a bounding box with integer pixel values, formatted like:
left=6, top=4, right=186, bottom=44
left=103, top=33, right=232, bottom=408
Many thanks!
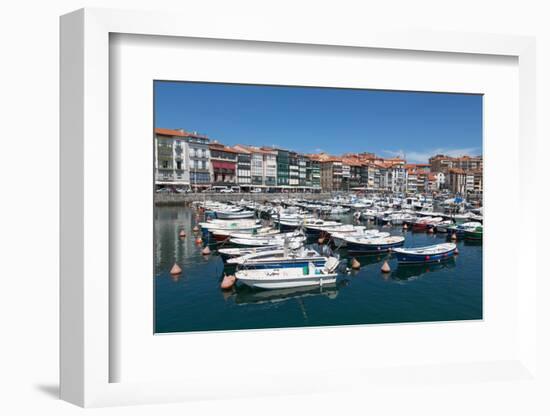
left=208, top=142, right=238, bottom=188
left=448, top=168, right=475, bottom=194
left=275, top=149, right=290, bottom=187
left=154, top=128, right=190, bottom=189
left=183, top=130, right=211, bottom=189
left=235, top=147, right=251, bottom=187
left=306, top=157, right=321, bottom=190
left=320, top=158, right=342, bottom=191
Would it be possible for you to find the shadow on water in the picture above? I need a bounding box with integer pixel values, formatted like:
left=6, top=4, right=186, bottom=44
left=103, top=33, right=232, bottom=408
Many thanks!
left=390, top=258, right=456, bottom=281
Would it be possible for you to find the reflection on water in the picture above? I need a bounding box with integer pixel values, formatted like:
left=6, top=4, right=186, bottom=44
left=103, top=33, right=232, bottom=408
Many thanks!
left=390, top=258, right=456, bottom=281
left=231, top=282, right=344, bottom=305
left=155, top=207, right=483, bottom=333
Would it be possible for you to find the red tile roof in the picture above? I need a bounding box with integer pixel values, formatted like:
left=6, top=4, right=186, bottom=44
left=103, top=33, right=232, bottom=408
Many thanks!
left=209, top=143, right=239, bottom=154
left=155, top=127, right=185, bottom=137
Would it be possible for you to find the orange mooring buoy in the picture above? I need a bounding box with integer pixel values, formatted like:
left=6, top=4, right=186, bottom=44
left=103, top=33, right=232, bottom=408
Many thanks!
left=381, top=260, right=391, bottom=273
left=318, top=237, right=325, bottom=245
left=220, top=274, right=236, bottom=290
left=202, top=246, right=211, bottom=255
left=193, top=225, right=199, bottom=233
left=170, top=263, right=182, bottom=275
left=403, top=223, right=408, bottom=230
left=351, top=258, right=361, bottom=269
left=179, top=230, right=186, bottom=238
left=450, top=233, right=457, bottom=241
left=427, top=227, right=434, bottom=234
left=195, top=237, right=203, bottom=245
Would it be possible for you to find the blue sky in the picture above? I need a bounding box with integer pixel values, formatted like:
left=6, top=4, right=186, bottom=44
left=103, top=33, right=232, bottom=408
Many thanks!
left=154, top=81, right=482, bottom=163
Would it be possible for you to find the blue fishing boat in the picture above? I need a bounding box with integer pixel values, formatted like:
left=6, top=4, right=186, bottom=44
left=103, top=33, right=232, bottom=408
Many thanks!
left=392, top=243, right=456, bottom=264
left=344, top=235, right=405, bottom=254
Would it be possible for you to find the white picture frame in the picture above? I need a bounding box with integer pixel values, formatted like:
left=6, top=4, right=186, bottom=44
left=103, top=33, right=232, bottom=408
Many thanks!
left=60, top=8, right=538, bottom=407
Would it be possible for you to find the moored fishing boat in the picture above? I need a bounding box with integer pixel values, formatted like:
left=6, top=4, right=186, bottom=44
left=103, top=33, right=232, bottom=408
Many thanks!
left=214, top=209, right=255, bottom=219
left=393, top=243, right=457, bottom=264
left=229, top=231, right=306, bottom=247
left=235, top=257, right=340, bottom=289
left=412, top=217, right=443, bottom=231
left=343, top=235, right=405, bottom=253
left=218, top=241, right=303, bottom=261
left=464, top=225, right=483, bottom=240
left=434, top=220, right=454, bottom=233
left=331, top=229, right=390, bottom=248
left=211, top=227, right=279, bottom=242
left=228, top=246, right=328, bottom=269
left=199, top=218, right=259, bottom=231
left=446, top=221, right=482, bottom=237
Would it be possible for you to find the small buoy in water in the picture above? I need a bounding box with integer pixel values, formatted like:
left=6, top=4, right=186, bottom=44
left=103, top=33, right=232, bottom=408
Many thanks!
left=170, top=263, right=182, bottom=275
left=450, top=233, right=457, bottom=241
left=202, top=246, right=211, bottom=255
left=454, top=248, right=459, bottom=255
left=221, top=274, right=236, bottom=290
left=195, top=237, right=203, bottom=244
left=403, top=223, right=408, bottom=230
left=381, top=261, right=391, bottom=273
left=193, top=225, right=199, bottom=232
left=427, top=228, right=434, bottom=234
left=351, top=258, right=361, bottom=269
left=318, top=237, right=325, bottom=245
left=179, top=230, right=186, bottom=238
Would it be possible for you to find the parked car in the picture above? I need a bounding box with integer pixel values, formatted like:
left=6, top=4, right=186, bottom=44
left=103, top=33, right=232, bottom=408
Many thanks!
left=219, top=188, right=234, bottom=193
left=250, top=188, right=262, bottom=193
left=156, top=188, right=171, bottom=193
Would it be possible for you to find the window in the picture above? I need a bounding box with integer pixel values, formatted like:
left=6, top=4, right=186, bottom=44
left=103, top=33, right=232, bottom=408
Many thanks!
left=190, top=159, right=195, bottom=169
left=162, top=161, right=169, bottom=169
left=176, top=161, right=182, bottom=170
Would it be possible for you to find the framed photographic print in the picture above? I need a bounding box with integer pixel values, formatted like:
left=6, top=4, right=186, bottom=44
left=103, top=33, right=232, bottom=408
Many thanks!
left=152, top=81, right=483, bottom=334
left=60, top=8, right=539, bottom=408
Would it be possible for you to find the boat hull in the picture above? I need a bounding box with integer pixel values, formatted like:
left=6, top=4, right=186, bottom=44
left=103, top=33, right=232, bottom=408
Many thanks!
left=237, top=275, right=337, bottom=289
left=346, top=240, right=404, bottom=254
left=236, top=259, right=326, bottom=269
left=215, top=211, right=255, bottom=219
left=394, top=249, right=455, bottom=264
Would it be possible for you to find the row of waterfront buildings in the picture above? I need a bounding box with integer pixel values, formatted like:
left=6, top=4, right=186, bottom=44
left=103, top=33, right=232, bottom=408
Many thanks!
left=155, top=128, right=483, bottom=195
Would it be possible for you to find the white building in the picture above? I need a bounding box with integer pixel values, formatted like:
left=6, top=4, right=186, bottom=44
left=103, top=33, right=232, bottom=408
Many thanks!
left=154, top=128, right=190, bottom=189
left=435, top=172, right=445, bottom=189
left=234, top=145, right=278, bottom=188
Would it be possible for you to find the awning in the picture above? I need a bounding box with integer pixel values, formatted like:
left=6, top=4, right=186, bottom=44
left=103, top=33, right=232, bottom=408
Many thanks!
left=212, top=161, right=236, bottom=170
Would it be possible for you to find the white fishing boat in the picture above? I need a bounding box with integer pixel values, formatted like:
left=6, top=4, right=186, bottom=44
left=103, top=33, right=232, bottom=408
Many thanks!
left=235, top=257, right=340, bottom=289
left=331, top=229, right=390, bottom=247
left=230, top=231, right=306, bottom=247
left=434, top=220, right=454, bottom=233
left=215, top=209, right=255, bottom=219
left=228, top=246, right=328, bottom=268
left=328, top=206, right=350, bottom=215
left=211, top=227, right=279, bottom=241
left=218, top=241, right=303, bottom=261
left=199, top=218, right=259, bottom=230
left=451, top=213, right=473, bottom=224
left=386, top=212, right=416, bottom=225
left=343, top=235, right=405, bottom=253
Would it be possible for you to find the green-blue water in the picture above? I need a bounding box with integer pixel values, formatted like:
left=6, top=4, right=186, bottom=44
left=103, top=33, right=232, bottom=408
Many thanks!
left=155, top=207, right=482, bottom=333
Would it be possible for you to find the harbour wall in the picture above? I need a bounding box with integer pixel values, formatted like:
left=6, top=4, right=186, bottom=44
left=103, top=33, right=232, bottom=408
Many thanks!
left=155, top=192, right=334, bottom=206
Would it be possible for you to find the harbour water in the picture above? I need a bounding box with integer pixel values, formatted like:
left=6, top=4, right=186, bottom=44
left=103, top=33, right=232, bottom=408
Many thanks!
left=155, top=206, right=482, bottom=333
